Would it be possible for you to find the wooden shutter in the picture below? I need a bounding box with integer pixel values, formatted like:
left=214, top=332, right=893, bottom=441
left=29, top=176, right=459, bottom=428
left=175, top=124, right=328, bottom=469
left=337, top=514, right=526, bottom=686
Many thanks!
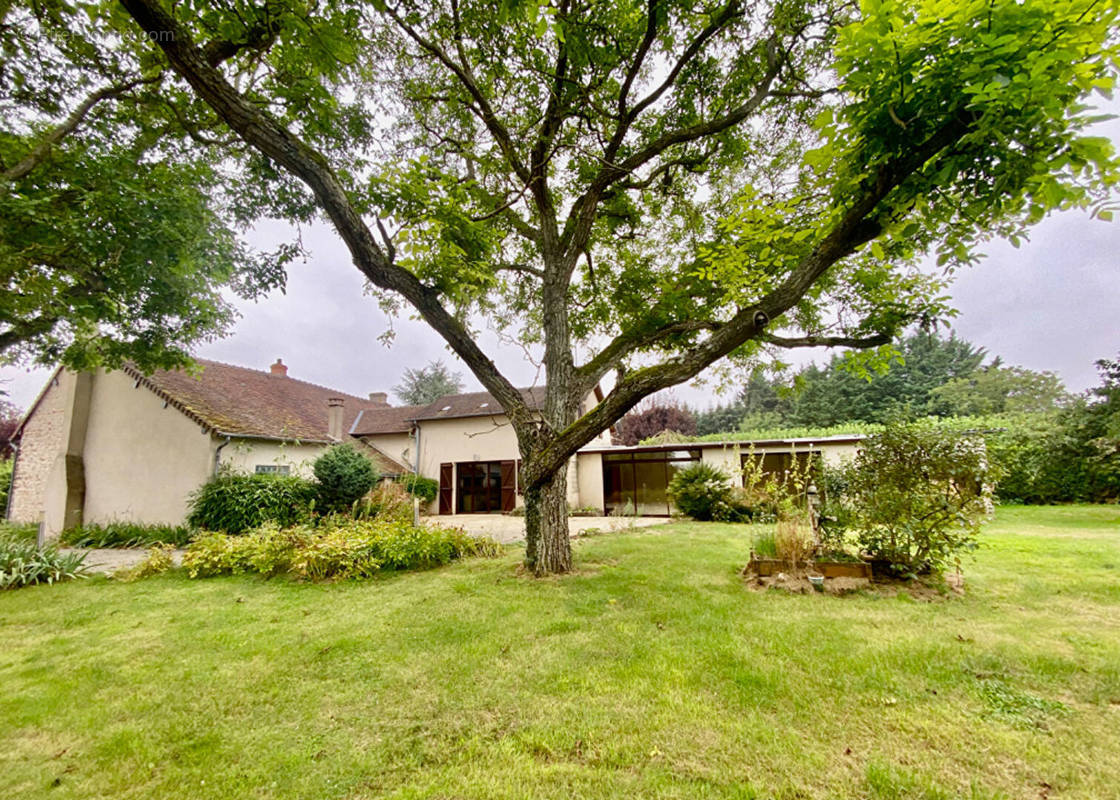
left=439, top=463, right=453, bottom=515
left=500, top=461, right=517, bottom=512
left=515, top=459, right=523, bottom=495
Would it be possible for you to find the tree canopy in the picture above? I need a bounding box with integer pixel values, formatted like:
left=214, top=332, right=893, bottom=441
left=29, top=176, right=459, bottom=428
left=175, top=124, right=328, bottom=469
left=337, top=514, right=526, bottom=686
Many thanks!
left=0, top=3, right=286, bottom=371
left=16, top=0, right=1120, bottom=572
left=393, top=360, right=465, bottom=405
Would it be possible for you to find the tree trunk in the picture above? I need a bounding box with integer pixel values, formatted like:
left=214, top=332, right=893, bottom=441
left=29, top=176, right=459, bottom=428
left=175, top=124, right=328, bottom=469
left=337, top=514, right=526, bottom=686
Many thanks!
left=523, top=466, right=571, bottom=575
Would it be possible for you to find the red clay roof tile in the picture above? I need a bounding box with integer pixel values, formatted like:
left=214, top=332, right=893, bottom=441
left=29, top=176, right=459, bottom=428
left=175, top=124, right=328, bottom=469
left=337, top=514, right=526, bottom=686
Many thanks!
left=125, top=359, right=389, bottom=443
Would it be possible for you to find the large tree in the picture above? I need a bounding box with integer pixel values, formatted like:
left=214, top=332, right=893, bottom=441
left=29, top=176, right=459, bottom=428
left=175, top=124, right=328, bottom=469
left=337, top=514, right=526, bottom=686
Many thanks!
left=0, top=3, right=284, bottom=371
left=51, top=0, right=1120, bottom=573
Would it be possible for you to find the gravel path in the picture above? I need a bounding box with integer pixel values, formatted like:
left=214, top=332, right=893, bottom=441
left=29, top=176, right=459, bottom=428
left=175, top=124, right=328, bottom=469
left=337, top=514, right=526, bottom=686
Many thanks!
left=63, top=548, right=185, bottom=575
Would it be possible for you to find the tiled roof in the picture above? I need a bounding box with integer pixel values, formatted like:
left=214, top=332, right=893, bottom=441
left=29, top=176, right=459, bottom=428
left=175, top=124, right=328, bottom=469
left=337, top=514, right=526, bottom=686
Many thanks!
left=349, top=404, right=426, bottom=435
left=124, top=359, right=389, bottom=443
left=412, top=386, right=546, bottom=421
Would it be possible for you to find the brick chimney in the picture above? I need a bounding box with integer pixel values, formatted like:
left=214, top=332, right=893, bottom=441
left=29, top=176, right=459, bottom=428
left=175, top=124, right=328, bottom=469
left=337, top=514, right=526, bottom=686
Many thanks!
left=327, top=397, right=345, bottom=440
left=270, top=358, right=288, bottom=377
left=368, top=392, right=388, bottom=405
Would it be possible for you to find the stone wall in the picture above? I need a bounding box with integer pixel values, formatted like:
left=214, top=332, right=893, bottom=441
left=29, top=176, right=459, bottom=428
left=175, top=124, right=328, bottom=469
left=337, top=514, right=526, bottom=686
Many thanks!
left=7, top=372, right=67, bottom=524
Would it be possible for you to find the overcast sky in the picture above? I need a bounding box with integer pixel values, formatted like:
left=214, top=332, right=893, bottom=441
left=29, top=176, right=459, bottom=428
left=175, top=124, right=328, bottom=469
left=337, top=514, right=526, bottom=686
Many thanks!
left=3, top=132, right=1119, bottom=413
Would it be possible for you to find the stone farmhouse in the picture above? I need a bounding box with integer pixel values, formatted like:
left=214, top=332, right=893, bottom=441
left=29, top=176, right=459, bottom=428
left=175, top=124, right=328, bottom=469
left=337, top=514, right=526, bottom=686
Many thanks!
left=6, top=358, right=860, bottom=537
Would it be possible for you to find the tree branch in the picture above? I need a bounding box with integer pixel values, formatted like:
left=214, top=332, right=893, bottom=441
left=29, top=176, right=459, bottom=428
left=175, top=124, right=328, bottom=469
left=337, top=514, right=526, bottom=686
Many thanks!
left=561, top=35, right=781, bottom=264
left=119, top=0, right=536, bottom=432
left=2, top=76, right=157, bottom=182
left=522, top=111, right=973, bottom=486
left=384, top=3, right=532, bottom=186
left=762, top=332, right=892, bottom=349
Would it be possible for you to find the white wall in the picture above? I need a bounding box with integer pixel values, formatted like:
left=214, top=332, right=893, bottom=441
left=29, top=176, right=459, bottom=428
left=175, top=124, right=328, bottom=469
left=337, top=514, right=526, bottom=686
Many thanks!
left=218, top=439, right=327, bottom=477
left=81, top=370, right=214, bottom=528
left=359, top=432, right=414, bottom=471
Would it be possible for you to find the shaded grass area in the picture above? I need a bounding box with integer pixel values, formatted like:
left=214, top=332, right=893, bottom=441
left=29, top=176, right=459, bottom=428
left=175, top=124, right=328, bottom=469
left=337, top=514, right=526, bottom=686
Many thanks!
left=2, top=505, right=1119, bottom=799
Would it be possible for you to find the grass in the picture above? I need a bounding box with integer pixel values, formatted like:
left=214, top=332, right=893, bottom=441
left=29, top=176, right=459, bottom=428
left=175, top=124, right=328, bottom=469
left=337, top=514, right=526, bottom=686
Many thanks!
left=1, top=505, right=1119, bottom=799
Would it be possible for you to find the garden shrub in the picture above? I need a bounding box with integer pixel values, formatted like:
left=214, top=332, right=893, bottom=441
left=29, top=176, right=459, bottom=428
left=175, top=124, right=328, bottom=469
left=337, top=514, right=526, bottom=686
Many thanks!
left=0, top=520, right=39, bottom=544
left=354, top=481, right=413, bottom=523
left=569, top=505, right=600, bottom=517
left=0, top=534, right=89, bottom=589
left=187, top=471, right=317, bottom=534
left=313, top=444, right=379, bottom=514
left=396, top=474, right=438, bottom=504
left=112, top=545, right=176, bottom=582
left=289, top=526, right=382, bottom=581
left=59, top=521, right=195, bottom=548
left=667, top=462, right=735, bottom=521
left=180, top=517, right=500, bottom=581
left=0, top=458, right=12, bottom=516
left=829, top=420, right=993, bottom=576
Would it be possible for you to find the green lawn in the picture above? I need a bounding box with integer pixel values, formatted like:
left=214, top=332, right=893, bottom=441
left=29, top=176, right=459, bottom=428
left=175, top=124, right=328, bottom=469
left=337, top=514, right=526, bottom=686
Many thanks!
left=2, top=506, right=1119, bottom=800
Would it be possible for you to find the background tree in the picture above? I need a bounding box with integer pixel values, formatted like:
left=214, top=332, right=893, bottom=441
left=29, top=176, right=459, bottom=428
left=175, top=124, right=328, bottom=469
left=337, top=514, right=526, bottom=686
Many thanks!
left=75, top=0, right=1120, bottom=573
left=615, top=401, right=697, bottom=446
left=930, top=361, right=1069, bottom=416
left=0, top=3, right=285, bottom=371
left=0, top=400, right=20, bottom=460
left=786, top=331, right=986, bottom=425
left=393, top=360, right=465, bottom=406
left=695, top=371, right=791, bottom=434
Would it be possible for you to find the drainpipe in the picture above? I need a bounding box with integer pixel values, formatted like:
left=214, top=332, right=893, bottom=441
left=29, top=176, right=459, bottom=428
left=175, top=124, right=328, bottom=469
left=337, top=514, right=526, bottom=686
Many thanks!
left=410, top=423, right=422, bottom=524
left=213, top=435, right=232, bottom=475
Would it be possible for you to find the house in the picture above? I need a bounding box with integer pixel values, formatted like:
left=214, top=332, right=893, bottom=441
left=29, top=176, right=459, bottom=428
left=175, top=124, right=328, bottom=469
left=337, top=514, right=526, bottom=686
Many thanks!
left=6, top=358, right=862, bottom=537
left=5, top=359, right=407, bottom=536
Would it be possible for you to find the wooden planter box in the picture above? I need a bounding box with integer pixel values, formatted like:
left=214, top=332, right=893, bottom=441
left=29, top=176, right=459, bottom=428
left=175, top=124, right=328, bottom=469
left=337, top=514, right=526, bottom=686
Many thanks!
left=747, top=557, right=872, bottom=579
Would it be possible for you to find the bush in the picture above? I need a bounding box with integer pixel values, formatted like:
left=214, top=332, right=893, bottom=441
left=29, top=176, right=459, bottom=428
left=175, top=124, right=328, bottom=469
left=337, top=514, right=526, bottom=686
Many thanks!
left=112, top=545, right=176, bottom=582
left=667, top=462, right=734, bottom=521
left=1, top=535, right=89, bottom=589
left=397, top=474, right=438, bottom=504
left=0, top=458, right=12, bottom=516
left=569, top=505, right=600, bottom=517
left=354, top=481, right=413, bottom=523
left=829, top=420, right=993, bottom=577
left=0, top=520, right=39, bottom=544
left=181, top=517, right=500, bottom=581
left=187, top=472, right=317, bottom=534
left=59, top=521, right=195, bottom=548
left=314, top=444, right=379, bottom=514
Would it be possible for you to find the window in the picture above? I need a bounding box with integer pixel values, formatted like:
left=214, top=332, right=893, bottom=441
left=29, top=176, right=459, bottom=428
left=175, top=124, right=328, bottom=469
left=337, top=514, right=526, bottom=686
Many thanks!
left=255, top=464, right=291, bottom=475
left=603, top=449, right=701, bottom=516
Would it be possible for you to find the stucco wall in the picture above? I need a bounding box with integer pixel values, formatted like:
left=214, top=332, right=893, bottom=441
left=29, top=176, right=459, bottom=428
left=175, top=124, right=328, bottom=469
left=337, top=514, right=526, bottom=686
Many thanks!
left=218, top=439, right=327, bottom=477
left=359, top=432, right=414, bottom=472
left=7, top=371, right=68, bottom=526
left=575, top=452, right=604, bottom=513
left=704, top=440, right=861, bottom=488
left=700, top=445, right=743, bottom=486
left=80, top=370, right=215, bottom=528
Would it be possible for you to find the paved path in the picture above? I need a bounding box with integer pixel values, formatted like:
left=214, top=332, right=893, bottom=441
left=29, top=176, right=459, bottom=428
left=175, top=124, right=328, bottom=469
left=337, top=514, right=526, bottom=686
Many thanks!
left=63, top=548, right=184, bottom=575
left=428, top=515, right=666, bottom=544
